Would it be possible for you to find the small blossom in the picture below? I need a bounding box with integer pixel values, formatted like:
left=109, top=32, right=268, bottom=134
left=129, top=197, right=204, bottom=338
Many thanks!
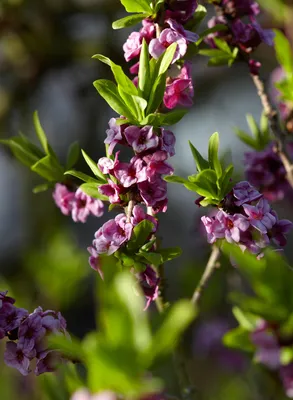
left=72, top=188, right=104, bottom=223
left=35, top=350, right=62, bottom=376
left=243, top=198, right=276, bottom=233
left=270, top=212, right=293, bottom=247
left=104, top=118, right=127, bottom=155
left=0, top=303, right=28, bottom=334
left=217, top=211, right=250, bottom=243
left=139, top=266, right=160, bottom=310
left=160, top=129, right=176, bottom=156
left=99, top=179, right=123, bottom=204
left=114, top=159, right=147, bottom=188
left=17, top=311, right=45, bottom=357
left=138, top=176, right=167, bottom=207
left=88, top=247, right=103, bottom=278
left=221, top=0, right=260, bottom=17
left=123, top=20, right=155, bottom=62
left=249, top=59, right=261, bottom=75
left=164, top=62, right=194, bottom=109
left=233, top=181, right=262, bottom=206
left=53, top=184, right=75, bottom=216
left=144, top=151, right=174, bottom=181
left=4, top=342, right=31, bottom=376
left=98, top=152, right=119, bottom=175
left=131, top=205, right=158, bottom=231
left=124, top=125, right=159, bottom=154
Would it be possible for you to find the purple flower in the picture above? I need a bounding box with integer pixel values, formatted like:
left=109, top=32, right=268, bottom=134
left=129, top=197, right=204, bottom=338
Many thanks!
left=249, top=59, right=261, bottom=75
left=217, top=210, right=250, bottom=243
left=40, top=309, right=67, bottom=333
left=72, top=188, right=104, bottom=223
left=0, top=303, right=28, bottom=333
left=123, top=20, right=155, bottom=62
left=144, top=151, right=174, bottom=182
left=104, top=118, right=127, bottom=155
left=166, top=0, right=198, bottom=23
left=251, top=321, right=281, bottom=369
left=4, top=342, right=31, bottom=376
left=138, top=176, right=167, bottom=207
left=280, top=364, right=293, bottom=399
left=231, top=19, right=274, bottom=51
left=221, top=0, right=260, bottom=17
left=88, top=247, right=103, bottom=278
left=233, top=181, right=262, bottom=206
left=53, top=184, right=75, bottom=216
left=0, top=291, right=15, bottom=308
left=160, top=129, right=176, bottom=156
left=124, top=125, right=159, bottom=153
left=243, top=198, right=276, bottom=233
left=164, top=62, right=194, bottom=109
left=98, top=152, right=119, bottom=175
left=17, top=311, right=46, bottom=357
left=99, top=179, right=123, bottom=204
left=149, top=19, right=197, bottom=63
left=138, top=266, right=160, bottom=310
left=35, top=350, right=62, bottom=376
left=270, top=212, right=293, bottom=247
left=152, top=198, right=168, bottom=214
left=114, top=159, right=147, bottom=188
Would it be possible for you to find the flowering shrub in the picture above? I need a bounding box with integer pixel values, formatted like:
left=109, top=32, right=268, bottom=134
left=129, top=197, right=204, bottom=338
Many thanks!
left=1, top=0, right=293, bottom=399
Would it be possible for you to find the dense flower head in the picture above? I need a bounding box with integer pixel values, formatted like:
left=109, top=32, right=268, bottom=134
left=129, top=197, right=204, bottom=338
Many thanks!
left=0, top=293, right=68, bottom=376
left=220, top=0, right=260, bottom=17
left=244, top=143, right=293, bottom=201
left=164, top=62, right=194, bottom=109
left=201, top=181, right=293, bottom=255
left=53, top=184, right=104, bottom=223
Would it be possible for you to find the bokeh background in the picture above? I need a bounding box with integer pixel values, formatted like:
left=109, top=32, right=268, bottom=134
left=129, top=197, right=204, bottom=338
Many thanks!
left=0, top=0, right=292, bottom=399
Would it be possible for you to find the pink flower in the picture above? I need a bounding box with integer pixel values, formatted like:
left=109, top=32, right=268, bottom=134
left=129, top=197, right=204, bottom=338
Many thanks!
left=99, top=179, right=123, bottom=204
left=138, top=176, right=167, bottom=207
left=123, top=20, right=155, bottom=62
left=53, top=184, right=75, bottom=216
left=124, top=125, right=159, bottom=153
left=243, top=198, right=276, bottom=233
left=4, top=342, right=31, bottom=376
left=114, top=159, right=147, bottom=188
left=72, top=188, right=104, bottom=223
left=164, top=62, right=194, bottom=109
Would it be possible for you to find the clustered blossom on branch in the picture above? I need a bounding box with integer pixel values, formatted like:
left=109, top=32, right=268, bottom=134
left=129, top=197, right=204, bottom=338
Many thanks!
left=201, top=181, right=293, bottom=256
left=244, top=142, right=293, bottom=201
left=0, top=291, right=68, bottom=376
left=251, top=320, right=293, bottom=398
left=123, top=1, right=198, bottom=110
left=53, top=183, right=104, bottom=223
left=207, top=0, right=274, bottom=60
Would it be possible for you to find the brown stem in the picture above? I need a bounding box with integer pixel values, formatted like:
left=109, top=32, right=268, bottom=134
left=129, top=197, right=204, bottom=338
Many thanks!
left=191, top=245, right=220, bottom=306
left=250, top=73, right=293, bottom=189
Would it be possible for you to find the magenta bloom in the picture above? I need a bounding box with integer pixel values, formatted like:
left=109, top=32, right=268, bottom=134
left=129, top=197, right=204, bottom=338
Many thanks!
left=98, top=152, right=119, bottom=175
left=99, top=179, right=123, bottom=204
left=138, top=266, right=160, bottom=310
left=88, top=247, right=103, bottom=278
left=72, top=188, right=104, bottom=223
left=138, top=176, right=167, bottom=207
left=233, top=181, right=262, bottom=206
left=104, top=118, right=127, bottom=155
left=144, top=151, right=174, bottom=182
left=4, top=342, right=31, bottom=376
left=123, top=20, right=155, bottom=62
left=243, top=198, right=276, bottom=233
left=131, top=205, right=158, bottom=232
left=160, top=129, right=176, bottom=156
left=166, top=0, right=198, bottom=23
left=53, top=184, right=75, bottom=216
left=221, top=0, right=260, bottom=17
left=164, top=62, right=194, bottom=109
left=217, top=211, right=250, bottom=243
left=124, top=125, right=159, bottom=153
left=270, top=211, right=293, bottom=246
left=114, top=159, right=147, bottom=188
left=149, top=19, right=197, bottom=63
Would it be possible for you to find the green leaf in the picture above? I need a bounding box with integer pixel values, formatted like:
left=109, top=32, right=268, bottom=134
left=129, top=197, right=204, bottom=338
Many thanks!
left=185, top=4, right=207, bottom=31
left=120, top=0, right=153, bottom=13
left=112, top=13, right=148, bottom=30
left=246, top=114, right=260, bottom=140
left=158, top=43, right=177, bottom=75
left=234, top=128, right=259, bottom=149
left=157, top=247, right=182, bottom=263
left=33, top=111, right=51, bottom=155
left=64, top=169, right=101, bottom=183
left=79, top=183, right=108, bottom=201
left=140, top=109, right=187, bottom=127
left=31, top=155, right=64, bottom=182
left=127, top=220, right=154, bottom=251
left=138, top=251, right=163, bottom=266
left=33, top=183, right=51, bottom=194
left=146, top=71, right=167, bottom=114
left=188, top=141, right=209, bottom=172
left=208, top=132, right=222, bottom=178
left=274, top=29, right=293, bottom=75
left=164, top=175, right=188, bottom=184
left=81, top=149, right=107, bottom=182
left=223, top=327, right=255, bottom=352
left=93, top=79, right=136, bottom=121
left=219, top=164, right=234, bottom=198
left=48, top=334, right=84, bottom=361
left=152, top=300, right=196, bottom=358
left=192, top=169, right=219, bottom=198
left=208, top=55, right=234, bottom=66
left=213, top=37, right=231, bottom=54
left=232, top=307, right=258, bottom=331
left=139, top=39, right=151, bottom=99
left=198, top=24, right=228, bottom=41
left=280, top=347, right=293, bottom=366
left=199, top=49, right=226, bottom=57
left=93, top=55, right=138, bottom=96
left=0, top=137, right=41, bottom=167
left=66, top=141, right=80, bottom=169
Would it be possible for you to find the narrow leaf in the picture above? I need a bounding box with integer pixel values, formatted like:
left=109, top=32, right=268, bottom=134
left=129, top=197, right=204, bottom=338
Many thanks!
left=208, top=132, right=222, bottom=178
left=188, top=141, right=209, bottom=172
left=112, top=13, right=147, bottom=30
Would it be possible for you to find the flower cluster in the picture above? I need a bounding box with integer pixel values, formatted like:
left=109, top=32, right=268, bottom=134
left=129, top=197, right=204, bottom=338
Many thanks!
left=244, top=142, right=293, bottom=202
left=207, top=0, right=274, bottom=54
left=53, top=183, right=104, bottom=223
left=251, top=320, right=293, bottom=398
left=0, top=291, right=68, bottom=376
left=123, top=1, right=198, bottom=109
left=201, top=181, right=293, bottom=256
left=100, top=121, right=175, bottom=213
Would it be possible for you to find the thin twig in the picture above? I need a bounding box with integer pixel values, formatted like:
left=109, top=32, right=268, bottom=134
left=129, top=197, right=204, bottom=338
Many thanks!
left=126, top=199, right=135, bottom=223
left=250, top=73, right=293, bottom=189
left=191, top=245, right=220, bottom=306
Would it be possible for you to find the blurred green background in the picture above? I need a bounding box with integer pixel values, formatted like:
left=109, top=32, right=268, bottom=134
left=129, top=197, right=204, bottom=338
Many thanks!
left=0, top=0, right=292, bottom=399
